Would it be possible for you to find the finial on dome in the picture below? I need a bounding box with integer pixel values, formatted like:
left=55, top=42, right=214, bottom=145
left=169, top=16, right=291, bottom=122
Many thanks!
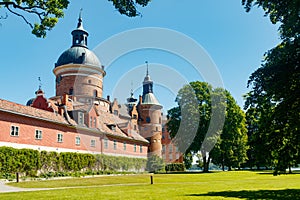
left=38, top=77, right=42, bottom=90
left=77, top=8, right=83, bottom=29
left=145, top=61, right=149, bottom=76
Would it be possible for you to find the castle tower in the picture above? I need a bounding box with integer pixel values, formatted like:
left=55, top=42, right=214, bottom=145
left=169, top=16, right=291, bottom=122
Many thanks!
left=53, top=14, right=106, bottom=103
left=138, top=63, right=162, bottom=157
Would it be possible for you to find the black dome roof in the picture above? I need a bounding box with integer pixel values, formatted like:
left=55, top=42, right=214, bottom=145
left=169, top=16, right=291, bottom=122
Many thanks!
left=55, top=46, right=100, bottom=67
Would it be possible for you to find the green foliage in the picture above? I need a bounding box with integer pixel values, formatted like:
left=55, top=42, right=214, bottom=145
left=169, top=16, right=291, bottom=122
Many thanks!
left=242, top=0, right=299, bottom=40
left=0, top=147, right=147, bottom=179
left=108, top=0, right=151, bottom=17
left=243, top=0, right=300, bottom=173
left=165, top=163, right=185, bottom=172
left=183, top=152, right=193, bottom=169
left=211, top=90, right=249, bottom=171
left=146, top=155, right=165, bottom=173
left=167, top=82, right=247, bottom=172
left=0, top=0, right=69, bottom=38
left=0, top=0, right=152, bottom=37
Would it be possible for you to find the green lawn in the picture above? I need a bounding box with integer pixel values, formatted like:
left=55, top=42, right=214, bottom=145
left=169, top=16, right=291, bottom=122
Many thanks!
left=1, top=171, right=300, bottom=199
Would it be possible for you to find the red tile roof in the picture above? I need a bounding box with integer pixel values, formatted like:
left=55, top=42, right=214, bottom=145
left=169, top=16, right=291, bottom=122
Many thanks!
left=0, top=98, right=76, bottom=126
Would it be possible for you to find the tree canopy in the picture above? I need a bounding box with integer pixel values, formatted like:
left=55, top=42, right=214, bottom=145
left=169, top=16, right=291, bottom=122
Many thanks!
left=243, top=0, right=300, bottom=173
left=167, top=82, right=247, bottom=172
left=0, top=0, right=151, bottom=37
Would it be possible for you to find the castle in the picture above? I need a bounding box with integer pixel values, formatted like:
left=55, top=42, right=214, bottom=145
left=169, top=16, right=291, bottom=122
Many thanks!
left=0, top=16, right=182, bottom=163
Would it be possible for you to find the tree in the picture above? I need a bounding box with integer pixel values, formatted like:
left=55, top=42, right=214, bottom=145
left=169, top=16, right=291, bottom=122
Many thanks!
left=0, top=0, right=151, bottom=38
left=242, top=0, right=299, bottom=40
left=146, top=155, right=164, bottom=173
left=167, top=81, right=232, bottom=172
left=243, top=0, right=300, bottom=174
left=210, top=90, right=248, bottom=171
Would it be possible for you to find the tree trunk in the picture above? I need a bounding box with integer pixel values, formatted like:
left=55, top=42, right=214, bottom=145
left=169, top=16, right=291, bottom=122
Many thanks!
left=222, top=164, right=225, bottom=171
left=202, top=154, right=210, bottom=173
left=288, top=165, right=292, bottom=174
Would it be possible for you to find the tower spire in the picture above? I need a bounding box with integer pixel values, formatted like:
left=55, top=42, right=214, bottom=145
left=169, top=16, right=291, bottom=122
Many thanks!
left=77, top=8, right=83, bottom=29
left=71, top=9, right=89, bottom=48
left=145, top=61, right=149, bottom=76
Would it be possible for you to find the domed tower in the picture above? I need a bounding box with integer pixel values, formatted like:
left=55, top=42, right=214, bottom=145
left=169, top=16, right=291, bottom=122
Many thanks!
left=53, top=14, right=105, bottom=103
left=138, top=63, right=163, bottom=157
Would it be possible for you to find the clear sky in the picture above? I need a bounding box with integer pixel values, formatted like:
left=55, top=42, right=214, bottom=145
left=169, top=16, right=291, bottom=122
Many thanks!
left=0, top=1, right=280, bottom=113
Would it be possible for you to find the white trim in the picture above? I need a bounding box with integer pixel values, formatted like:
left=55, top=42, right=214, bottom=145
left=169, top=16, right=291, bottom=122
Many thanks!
left=61, top=73, right=102, bottom=81
left=0, top=142, right=147, bottom=158
left=53, top=64, right=105, bottom=76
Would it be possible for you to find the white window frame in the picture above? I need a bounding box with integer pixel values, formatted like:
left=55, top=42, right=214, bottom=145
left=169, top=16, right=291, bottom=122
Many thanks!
left=113, top=140, right=117, bottom=150
left=57, top=133, right=63, bottom=143
left=104, top=138, right=108, bottom=149
left=140, top=145, right=143, bottom=153
left=123, top=142, right=126, bottom=151
left=134, top=144, right=137, bottom=152
left=10, top=125, right=19, bottom=136
left=75, top=136, right=81, bottom=145
left=35, top=130, right=42, bottom=140
left=91, top=139, right=96, bottom=147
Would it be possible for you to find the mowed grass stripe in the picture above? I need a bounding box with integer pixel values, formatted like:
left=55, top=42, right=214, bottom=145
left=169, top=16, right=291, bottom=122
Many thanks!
left=1, top=171, right=300, bottom=200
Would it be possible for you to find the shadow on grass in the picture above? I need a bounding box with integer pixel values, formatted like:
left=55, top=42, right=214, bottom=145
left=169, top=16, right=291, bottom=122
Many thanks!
left=188, top=189, right=300, bottom=199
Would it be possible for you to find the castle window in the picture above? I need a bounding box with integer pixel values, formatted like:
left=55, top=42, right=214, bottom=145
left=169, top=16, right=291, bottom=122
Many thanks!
left=113, top=110, right=118, bottom=116
left=113, top=140, right=117, bottom=150
left=10, top=125, right=19, bottom=136
left=123, top=142, right=126, bottom=151
left=90, top=116, right=93, bottom=127
left=78, top=112, right=84, bottom=125
left=159, top=117, right=162, bottom=124
left=134, top=144, right=137, bottom=152
left=93, top=90, right=98, bottom=97
left=162, top=145, right=166, bottom=152
left=88, top=79, right=92, bottom=84
left=140, top=145, right=143, bottom=153
left=69, top=88, right=74, bottom=95
left=104, top=138, right=108, bottom=149
left=146, top=117, right=151, bottom=123
left=75, top=136, right=81, bottom=145
left=35, top=130, right=42, bottom=140
left=169, top=145, right=173, bottom=153
left=57, top=133, right=63, bottom=143
left=134, top=125, right=137, bottom=130
left=94, top=118, right=97, bottom=128
left=156, top=127, right=158, bottom=132
left=133, top=114, right=137, bottom=119
left=91, top=139, right=96, bottom=147
left=169, top=153, right=173, bottom=160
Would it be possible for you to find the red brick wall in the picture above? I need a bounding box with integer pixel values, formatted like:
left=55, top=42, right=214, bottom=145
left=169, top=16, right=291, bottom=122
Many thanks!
left=0, top=110, right=147, bottom=158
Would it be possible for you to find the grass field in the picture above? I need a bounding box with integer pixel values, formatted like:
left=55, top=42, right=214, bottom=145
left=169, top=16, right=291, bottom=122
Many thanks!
left=1, top=171, right=300, bottom=199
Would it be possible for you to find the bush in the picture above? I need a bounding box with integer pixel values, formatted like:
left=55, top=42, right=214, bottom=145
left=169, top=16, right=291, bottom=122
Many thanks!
left=165, top=163, right=186, bottom=172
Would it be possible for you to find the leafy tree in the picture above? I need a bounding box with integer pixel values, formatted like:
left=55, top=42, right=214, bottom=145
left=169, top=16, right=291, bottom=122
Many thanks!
left=167, top=82, right=233, bottom=172
left=146, top=155, right=164, bottom=173
left=243, top=0, right=300, bottom=174
left=0, top=0, right=151, bottom=37
left=183, top=152, right=193, bottom=169
left=242, top=0, right=299, bottom=40
left=211, top=90, right=248, bottom=171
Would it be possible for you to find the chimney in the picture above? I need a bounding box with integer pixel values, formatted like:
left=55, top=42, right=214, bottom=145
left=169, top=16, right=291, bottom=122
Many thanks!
left=62, top=94, right=69, bottom=105
left=107, top=95, right=110, bottom=102
left=139, top=95, right=142, bottom=103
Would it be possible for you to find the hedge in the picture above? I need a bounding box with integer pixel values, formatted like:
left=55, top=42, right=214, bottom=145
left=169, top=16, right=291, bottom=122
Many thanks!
left=165, top=163, right=186, bottom=172
left=0, top=147, right=147, bottom=178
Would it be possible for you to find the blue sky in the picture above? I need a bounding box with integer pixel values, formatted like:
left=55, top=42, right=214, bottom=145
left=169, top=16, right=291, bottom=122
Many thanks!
left=0, top=1, right=280, bottom=113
